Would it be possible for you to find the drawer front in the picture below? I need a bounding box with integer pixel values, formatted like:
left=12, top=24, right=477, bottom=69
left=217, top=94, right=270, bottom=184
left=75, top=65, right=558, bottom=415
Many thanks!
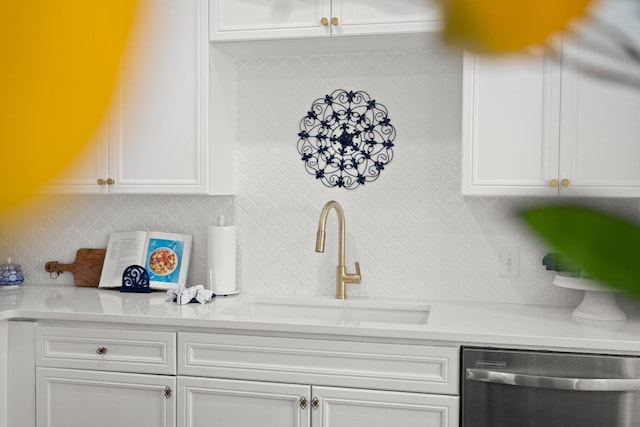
left=36, top=325, right=176, bottom=375
left=179, top=332, right=459, bottom=395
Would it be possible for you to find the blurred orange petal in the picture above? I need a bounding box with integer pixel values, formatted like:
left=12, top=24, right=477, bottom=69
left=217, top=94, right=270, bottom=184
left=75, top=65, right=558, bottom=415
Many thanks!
left=441, top=0, right=594, bottom=53
left=0, top=1, right=137, bottom=216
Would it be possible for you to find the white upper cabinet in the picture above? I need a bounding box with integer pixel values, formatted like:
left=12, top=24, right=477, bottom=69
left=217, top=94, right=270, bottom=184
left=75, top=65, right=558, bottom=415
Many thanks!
left=48, top=0, right=233, bottom=195
left=462, top=52, right=561, bottom=197
left=462, top=0, right=640, bottom=197
left=209, top=0, right=441, bottom=41
left=111, top=0, right=209, bottom=194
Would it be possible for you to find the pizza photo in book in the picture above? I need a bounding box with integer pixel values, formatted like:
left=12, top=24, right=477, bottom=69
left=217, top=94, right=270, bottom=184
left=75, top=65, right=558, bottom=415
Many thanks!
left=98, top=231, right=192, bottom=290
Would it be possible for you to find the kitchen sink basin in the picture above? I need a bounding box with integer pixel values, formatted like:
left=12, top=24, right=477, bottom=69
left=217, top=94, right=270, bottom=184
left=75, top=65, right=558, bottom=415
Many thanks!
left=217, top=297, right=430, bottom=326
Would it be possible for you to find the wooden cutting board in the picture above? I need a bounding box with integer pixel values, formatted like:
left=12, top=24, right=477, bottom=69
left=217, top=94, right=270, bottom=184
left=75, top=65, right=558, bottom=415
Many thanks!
left=45, top=248, right=106, bottom=287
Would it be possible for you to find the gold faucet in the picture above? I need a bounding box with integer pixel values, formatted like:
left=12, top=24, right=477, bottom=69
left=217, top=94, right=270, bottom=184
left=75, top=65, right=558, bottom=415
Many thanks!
left=315, top=200, right=361, bottom=299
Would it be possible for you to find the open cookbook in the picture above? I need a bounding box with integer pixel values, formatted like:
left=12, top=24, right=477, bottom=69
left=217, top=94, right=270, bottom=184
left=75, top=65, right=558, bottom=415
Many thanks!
left=98, top=231, right=192, bottom=290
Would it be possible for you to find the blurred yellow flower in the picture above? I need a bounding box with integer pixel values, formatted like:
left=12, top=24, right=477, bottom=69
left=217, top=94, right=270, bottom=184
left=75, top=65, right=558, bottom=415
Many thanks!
left=441, top=0, right=593, bottom=53
left=0, top=1, right=137, bottom=216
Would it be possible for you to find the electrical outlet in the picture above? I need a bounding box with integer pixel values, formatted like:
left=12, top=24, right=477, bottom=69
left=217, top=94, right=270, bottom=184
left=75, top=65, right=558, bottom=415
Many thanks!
left=499, top=247, right=519, bottom=277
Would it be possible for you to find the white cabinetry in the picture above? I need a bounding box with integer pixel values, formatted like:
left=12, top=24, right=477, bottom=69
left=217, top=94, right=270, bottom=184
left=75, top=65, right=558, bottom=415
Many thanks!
left=178, top=377, right=310, bottom=427
left=178, top=332, right=459, bottom=427
left=178, top=378, right=456, bottom=427
left=462, top=1, right=640, bottom=197
left=35, top=325, right=176, bottom=427
left=312, top=386, right=457, bottom=427
left=37, top=368, right=176, bottom=427
left=49, top=0, right=232, bottom=195
left=209, top=0, right=441, bottom=41
left=28, top=324, right=458, bottom=427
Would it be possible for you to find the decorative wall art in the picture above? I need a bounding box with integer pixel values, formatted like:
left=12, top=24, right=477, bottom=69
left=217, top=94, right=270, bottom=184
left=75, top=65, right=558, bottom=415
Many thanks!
left=297, top=89, right=396, bottom=189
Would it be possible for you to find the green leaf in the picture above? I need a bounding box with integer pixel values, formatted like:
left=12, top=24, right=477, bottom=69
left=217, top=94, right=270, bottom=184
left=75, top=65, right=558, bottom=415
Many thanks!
left=521, top=205, right=640, bottom=298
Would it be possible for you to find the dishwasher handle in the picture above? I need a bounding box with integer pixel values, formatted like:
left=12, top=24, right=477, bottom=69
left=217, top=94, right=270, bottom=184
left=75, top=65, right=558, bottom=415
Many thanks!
left=466, top=368, right=640, bottom=392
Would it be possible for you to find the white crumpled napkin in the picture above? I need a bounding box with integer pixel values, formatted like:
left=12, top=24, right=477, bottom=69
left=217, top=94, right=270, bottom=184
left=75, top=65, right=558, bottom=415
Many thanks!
left=167, top=285, right=215, bottom=305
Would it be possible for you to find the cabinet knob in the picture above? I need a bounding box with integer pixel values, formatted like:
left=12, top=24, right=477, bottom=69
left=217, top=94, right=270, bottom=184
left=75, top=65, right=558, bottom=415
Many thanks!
left=164, top=386, right=172, bottom=399
left=311, top=397, right=320, bottom=410
left=549, top=179, right=558, bottom=188
left=106, top=178, right=115, bottom=185
left=97, top=178, right=106, bottom=185
left=96, top=346, right=108, bottom=355
left=299, top=396, right=307, bottom=409
left=320, top=17, right=329, bottom=26
left=561, top=178, right=570, bottom=187
left=331, top=17, right=339, bottom=26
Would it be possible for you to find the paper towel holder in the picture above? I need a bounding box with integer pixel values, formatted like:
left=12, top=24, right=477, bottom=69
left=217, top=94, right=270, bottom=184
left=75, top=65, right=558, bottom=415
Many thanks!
left=207, top=215, right=239, bottom=296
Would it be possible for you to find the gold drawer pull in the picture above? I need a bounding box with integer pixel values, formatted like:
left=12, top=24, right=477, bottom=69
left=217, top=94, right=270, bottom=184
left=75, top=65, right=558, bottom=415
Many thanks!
left=561, top=178, right=570, bottom=187
left=331, top=17, right=339, bottom=26
left=550, top=179, right=558, bottom=188
left=320, top=17, right=329, bottom=26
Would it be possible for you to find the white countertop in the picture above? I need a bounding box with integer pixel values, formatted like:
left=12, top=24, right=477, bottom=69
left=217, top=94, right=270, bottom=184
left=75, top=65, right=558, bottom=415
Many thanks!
left=2, top=284, right=640, bottom=354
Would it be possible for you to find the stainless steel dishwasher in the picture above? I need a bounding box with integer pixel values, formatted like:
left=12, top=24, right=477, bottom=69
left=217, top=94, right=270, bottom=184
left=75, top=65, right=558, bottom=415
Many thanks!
left=462, top=347, right=640, bottom=426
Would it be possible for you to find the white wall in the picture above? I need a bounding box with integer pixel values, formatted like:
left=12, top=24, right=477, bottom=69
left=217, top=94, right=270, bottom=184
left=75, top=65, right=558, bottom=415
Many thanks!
left=1, top=48, right=637, bottom=306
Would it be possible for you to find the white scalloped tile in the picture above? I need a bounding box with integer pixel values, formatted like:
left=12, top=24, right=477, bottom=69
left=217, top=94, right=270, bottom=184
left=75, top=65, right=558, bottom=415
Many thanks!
left=1, top=49, right=637, bottom=307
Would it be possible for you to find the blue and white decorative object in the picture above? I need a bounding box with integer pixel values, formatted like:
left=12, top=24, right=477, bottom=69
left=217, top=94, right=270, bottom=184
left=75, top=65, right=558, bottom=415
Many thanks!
left=297, top=89, right=396, bottom=190
left=120, top=264, right=151, bottom=293
left=0, top=258, right=24, bottom=287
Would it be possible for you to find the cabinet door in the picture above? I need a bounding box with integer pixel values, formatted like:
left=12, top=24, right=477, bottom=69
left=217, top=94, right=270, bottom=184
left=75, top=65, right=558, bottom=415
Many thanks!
left=461, top=52, right=561, bottom=196
left=331, top=0, right=441, bottom=36
left=178, top=377, right=311, bottom=427
left=558, top=0, right=640, bottom=197
left=311, top=386, right=458, bottom=427
left=43, top=119, right=111, bottom=193
left=210, top=0, right=331, bottom=41
left=111, top=0, right=209, bottom=194
left=36, top=368, right=175, bottom=427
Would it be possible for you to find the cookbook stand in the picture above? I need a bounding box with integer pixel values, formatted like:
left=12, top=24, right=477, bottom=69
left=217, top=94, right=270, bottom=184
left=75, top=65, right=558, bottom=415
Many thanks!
left=120, top=265, right=151, bottom=293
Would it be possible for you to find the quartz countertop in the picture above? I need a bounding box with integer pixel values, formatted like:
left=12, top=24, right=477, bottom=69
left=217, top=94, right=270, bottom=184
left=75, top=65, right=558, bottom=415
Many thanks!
left=2, top=284, right=640, bottom=355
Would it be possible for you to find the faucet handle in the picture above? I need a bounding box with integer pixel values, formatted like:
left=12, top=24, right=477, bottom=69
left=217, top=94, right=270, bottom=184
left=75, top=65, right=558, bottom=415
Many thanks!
left=353, top=261, right=361, bottom=283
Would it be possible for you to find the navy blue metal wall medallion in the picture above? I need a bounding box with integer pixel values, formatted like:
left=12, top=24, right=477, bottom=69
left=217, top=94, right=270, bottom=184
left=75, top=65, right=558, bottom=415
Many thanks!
left=297, top=89, right=396, bottom=190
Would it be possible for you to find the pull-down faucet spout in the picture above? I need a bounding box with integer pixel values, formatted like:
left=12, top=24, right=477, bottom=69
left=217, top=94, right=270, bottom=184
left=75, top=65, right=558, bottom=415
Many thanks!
left=315, top=200, right=361, bottom=299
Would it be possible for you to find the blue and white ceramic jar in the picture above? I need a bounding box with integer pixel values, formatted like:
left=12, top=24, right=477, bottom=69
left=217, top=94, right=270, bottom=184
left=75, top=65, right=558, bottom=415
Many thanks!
left=0, top=258, right=24, bottom=287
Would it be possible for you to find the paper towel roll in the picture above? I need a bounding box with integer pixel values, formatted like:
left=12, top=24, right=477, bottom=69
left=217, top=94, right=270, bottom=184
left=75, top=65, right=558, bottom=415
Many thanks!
left=207, top=219, right=237, bottom=295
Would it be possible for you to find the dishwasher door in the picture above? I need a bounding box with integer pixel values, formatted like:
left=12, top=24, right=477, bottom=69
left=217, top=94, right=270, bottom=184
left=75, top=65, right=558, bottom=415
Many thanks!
left=462, top=347, right=640, bottom=427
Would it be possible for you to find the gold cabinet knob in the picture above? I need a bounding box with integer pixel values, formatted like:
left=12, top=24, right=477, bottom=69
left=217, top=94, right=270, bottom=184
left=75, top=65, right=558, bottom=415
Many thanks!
left=331, top=17, right=339, bottom=26
left=550, top=179, right=558, bottom=188
left=561, top=178, right=570, bottom=187
left=106, top=178, right=115, bottom=185
left=320, top=17, right=329, bottom=26
left=97, top=178, right=106, bottom=185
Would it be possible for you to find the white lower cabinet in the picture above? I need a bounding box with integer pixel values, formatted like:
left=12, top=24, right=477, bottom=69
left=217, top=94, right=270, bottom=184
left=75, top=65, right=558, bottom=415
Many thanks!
left=178, top=377, right=310, bottom=427
left=30, top=324, right=459, bottom=427
left=312, top=386, right=457, bottom=427
left=36, top=368, right=176, bottom=427
left=177, top=332, right=459, bottom=427
left=178, top=377, right=457, bottom=427
left=34, top=324, right=178, bottom=427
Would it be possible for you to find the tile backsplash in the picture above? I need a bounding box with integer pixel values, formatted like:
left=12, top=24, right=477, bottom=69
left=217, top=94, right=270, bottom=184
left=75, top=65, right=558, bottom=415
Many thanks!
left=2, top=48, right=638, bottom=307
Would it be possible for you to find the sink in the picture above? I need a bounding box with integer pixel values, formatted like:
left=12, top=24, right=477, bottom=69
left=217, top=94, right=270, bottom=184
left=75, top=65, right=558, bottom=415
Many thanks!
left=217, top=297, right=430, bottom=326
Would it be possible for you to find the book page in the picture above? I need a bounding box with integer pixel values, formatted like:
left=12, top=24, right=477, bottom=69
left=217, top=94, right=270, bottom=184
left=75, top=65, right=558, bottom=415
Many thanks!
left=98, top=231, right=148, bottom=287
left=144, top=231, right=193, bottom=289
